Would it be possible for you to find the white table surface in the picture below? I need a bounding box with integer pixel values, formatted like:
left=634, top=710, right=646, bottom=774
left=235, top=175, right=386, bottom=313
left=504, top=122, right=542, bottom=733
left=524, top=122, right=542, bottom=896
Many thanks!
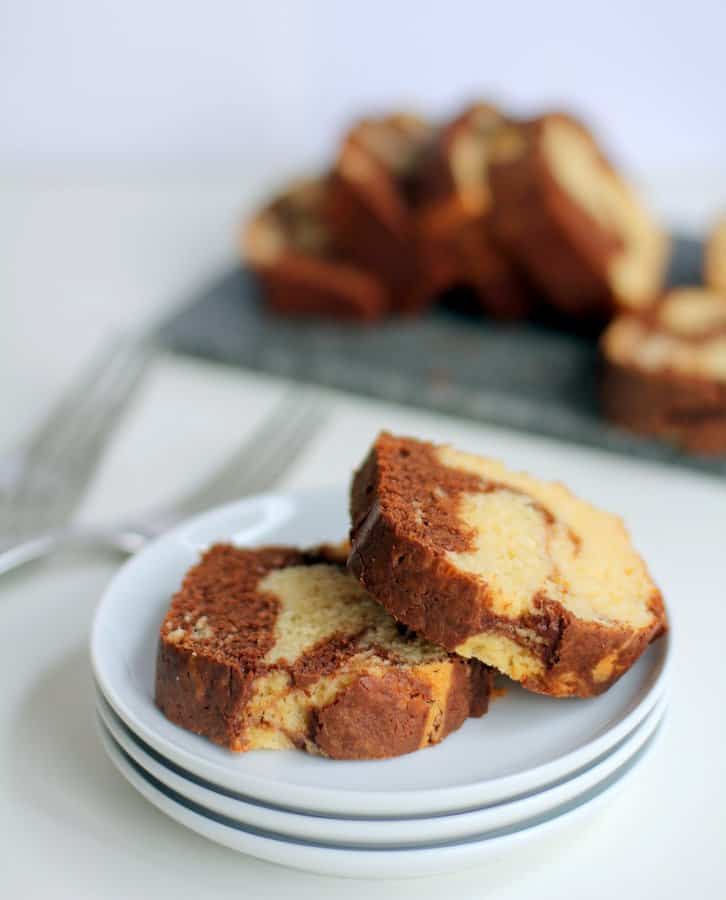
left=3, top=170, right=726, bottom=898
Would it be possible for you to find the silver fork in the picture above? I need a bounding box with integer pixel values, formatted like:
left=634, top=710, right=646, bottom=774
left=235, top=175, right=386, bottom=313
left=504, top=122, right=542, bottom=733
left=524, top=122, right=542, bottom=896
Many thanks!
left=0, top=388, right=328, bottom=576
left=0, top=334, right=154, bottom=542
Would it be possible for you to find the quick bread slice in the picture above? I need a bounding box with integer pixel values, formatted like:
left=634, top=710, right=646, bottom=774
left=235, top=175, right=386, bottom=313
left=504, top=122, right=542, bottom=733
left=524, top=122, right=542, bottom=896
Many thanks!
left=489, top=113, right=668, bottom=322
left=244, top=177, right=388, bottom=321
left=416, top=102, right=535, bottom=319
left=155, top=543, right=492, bottom=759
left=601, top=287, right=726, bottom=454
left=324, top=113, right=435, bottom=314
left=349, top=433, right=666, bottom=698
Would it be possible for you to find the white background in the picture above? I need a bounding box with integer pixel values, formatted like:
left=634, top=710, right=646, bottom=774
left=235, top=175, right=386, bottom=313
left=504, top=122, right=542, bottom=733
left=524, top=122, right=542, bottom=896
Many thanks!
left=2, top=0, right=726, bottom=186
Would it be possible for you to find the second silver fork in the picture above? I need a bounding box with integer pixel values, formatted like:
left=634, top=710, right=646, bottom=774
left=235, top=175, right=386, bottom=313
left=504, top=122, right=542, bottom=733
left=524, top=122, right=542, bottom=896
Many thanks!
left=0, top=388, right=328, bottom=576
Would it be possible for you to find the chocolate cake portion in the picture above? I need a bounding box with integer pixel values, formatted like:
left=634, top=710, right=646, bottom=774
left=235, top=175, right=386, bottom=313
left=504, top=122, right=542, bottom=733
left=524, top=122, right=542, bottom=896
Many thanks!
left=488, top=113, right=668, bottom=322
left=349, top=433, right=666, bottom=698
left=155, top=543, right=492, bottom=759
left=324, top=113, right=435, bottom=314
left=705, top=216, right=726, bottom=294
left=416, top=103, right=535, bottom=319
left=244, top=177, right=388, bottom=321
left=601, top=288, right=726, bottom=454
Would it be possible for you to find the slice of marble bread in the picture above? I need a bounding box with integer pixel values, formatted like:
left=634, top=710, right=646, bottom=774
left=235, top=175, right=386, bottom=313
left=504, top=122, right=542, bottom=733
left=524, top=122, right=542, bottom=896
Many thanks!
left=601, top=287, right=726, bottom=454
left=244, top=177, right=388, bottom=321
left=489, top=113, right=669, bottom=322
left=349, top=433, right=667, bottom=698
left=155, top=542, right=492, bottom=759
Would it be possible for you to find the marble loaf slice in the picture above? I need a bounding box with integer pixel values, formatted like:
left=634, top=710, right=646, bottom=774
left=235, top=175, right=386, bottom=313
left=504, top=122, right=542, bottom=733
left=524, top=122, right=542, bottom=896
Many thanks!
left=155, top=543, right=492, bottom=759
left=601, top=287, right=726, bottom=454
left=416, top=101, right=535, bottom=320
left=349, top=433, right=667, bottom=698
left=489, top=113, right=668, bottom=322
left=324, top=113, right=435, bottom=314
left=244, top=177, right=388, bottom=321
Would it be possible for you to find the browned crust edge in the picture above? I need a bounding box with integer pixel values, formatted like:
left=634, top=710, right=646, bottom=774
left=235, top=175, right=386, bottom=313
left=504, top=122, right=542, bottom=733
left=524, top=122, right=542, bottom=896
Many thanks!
left=323, top=117, right=436, bottom=315
left=155, top=639, right=256, bottom=751
left=600, top=355, right=726, bottom=455
left=312, top=670, right=432, bottom=760
left=325, top=170, right=432, bottom=315
left=251, top=254, right=388, bottom=322
left=348, top=438, right=667, bottom=698
left=312, top=659, right=492, bottom=760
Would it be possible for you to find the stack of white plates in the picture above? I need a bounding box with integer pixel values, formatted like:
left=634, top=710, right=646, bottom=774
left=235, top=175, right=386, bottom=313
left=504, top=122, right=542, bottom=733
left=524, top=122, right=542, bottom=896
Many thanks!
left=91, top=488, right=671, bottom=879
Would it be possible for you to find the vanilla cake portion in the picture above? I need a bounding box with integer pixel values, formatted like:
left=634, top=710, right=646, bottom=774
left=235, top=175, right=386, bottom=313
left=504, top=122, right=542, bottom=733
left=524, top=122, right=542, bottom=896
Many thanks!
left=705, top=217, right=726, bottom=293
left=155, top=544, right=491, bottom=759
left=601, top=288, right=726, bottom=453
left=349, top=433, right=666, bottom=698
left=489, top=113, right=668, bottom=321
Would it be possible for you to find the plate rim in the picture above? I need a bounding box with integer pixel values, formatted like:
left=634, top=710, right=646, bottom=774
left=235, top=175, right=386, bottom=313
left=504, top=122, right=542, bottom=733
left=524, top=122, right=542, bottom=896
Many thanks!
left=96, top=684, right=667, bottom=844
left=91, top=485, right=672, bottom=817
left=96, top=713, right=665, bottom=879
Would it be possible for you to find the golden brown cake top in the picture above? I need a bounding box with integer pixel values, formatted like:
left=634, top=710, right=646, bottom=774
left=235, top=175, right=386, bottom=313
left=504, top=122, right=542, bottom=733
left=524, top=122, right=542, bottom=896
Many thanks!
left=602, top=287, right=726, bottom=383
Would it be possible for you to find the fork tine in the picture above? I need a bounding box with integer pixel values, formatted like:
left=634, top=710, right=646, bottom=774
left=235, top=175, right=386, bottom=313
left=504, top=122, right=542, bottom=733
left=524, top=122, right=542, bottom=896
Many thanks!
left=27, top=343, right=152, bottom=530
left=5, top=335, right=153, bottom=536
left=24, top=337, right=151, bottom=474
left=20, top=336, right=141, bottom=463
left=170, top=389, right=328, bottom=518
left=227, top=403, right=328, bottom=497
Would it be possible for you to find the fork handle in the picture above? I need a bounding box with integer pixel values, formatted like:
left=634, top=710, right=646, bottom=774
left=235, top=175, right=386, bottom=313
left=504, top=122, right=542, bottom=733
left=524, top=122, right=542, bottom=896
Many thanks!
left=0, top=523, right=157, bottom=577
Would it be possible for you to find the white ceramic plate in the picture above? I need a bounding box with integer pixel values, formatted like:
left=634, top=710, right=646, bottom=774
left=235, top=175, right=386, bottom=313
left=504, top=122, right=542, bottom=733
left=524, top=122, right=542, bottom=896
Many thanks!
left=96, top=686, right=666, bottom=847
left=97, top=714, right=665, bottom=879
left=91, top=486, right=671, bottom=817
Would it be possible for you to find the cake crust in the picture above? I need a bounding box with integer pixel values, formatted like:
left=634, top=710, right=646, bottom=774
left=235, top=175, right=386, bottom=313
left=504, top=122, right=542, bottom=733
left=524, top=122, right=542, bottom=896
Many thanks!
left=601, top=288, right=726, bottom=454
left=155, top=543, right=492, bottom=758
left=349, top=433, right=666, bottom=698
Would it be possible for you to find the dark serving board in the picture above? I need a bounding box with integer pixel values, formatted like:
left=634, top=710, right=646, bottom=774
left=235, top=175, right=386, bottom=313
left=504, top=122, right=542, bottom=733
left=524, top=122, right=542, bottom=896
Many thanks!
left=159, top=235, right=726, bottom=477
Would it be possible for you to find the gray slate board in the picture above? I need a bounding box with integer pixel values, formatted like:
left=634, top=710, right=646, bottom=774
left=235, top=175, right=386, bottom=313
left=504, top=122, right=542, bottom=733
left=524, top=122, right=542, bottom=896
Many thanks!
left=159, top=235, right=726, bottom=477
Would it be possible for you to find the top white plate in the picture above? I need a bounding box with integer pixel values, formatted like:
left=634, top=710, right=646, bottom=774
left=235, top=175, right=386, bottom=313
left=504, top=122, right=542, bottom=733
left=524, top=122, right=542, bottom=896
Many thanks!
left=91, top=486, right=670, bottom=818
